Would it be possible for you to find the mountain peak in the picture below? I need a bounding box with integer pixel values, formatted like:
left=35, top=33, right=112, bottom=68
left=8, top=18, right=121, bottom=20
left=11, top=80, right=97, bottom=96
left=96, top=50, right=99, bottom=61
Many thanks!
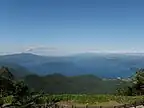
left=0, top=52, right=40, bottom=58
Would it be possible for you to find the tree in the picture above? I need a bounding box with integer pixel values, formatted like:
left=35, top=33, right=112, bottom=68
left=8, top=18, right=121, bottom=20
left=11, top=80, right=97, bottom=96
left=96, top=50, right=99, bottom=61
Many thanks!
left=132, top=69, right=144, bottom=84
left=131, top=68, right=144, bottom=95
left=0, top=67, right=61, bottom=107
left=0, top=66, right=14, bottom=80
left=117, top=68, right=144, bottom=96
left=0, top=66, right=15, bottom=97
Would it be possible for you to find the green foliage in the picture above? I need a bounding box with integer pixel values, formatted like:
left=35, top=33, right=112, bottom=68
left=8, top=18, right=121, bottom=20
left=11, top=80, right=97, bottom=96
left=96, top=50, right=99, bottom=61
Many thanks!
left=44, top=94, right=144, bottom=105
left=3, top=65, right=144, bottom=107
left=133, top=69, right=144, bottom=84
left=0, top=67, right=61, bottom=107
left=0, top=63, right=31, bottom=78
left=116, top=87, right=133, bottom=96
left=116, top=68, right=144, bottom=96
left=24, top=74, right=127, bottom=94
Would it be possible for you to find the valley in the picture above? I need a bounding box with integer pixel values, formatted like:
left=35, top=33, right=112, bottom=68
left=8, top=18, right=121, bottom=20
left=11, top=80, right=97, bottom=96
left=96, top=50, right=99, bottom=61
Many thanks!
left=0, top=53, right=144, bottom=78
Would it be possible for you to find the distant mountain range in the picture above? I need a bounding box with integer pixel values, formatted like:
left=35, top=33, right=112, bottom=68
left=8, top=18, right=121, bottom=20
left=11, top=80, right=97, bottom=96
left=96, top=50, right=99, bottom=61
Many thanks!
left=0, top=53, right=144, bottom=78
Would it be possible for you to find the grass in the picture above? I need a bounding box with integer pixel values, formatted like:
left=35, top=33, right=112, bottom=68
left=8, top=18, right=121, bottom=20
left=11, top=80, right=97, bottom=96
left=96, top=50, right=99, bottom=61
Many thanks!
left=47, top=94, right=144, bottom=106
left=2, top=94, right=144, bottom=106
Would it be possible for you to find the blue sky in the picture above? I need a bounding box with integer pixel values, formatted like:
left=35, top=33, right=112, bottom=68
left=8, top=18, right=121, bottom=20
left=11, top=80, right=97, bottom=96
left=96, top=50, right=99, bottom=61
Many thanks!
left=0, top=0, right=144, bottom=55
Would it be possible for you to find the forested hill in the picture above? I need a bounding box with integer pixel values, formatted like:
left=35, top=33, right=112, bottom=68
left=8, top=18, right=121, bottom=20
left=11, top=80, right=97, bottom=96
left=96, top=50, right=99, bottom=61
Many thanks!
left=23, top=73, right=129, bottom=94
left=0, top=62, right=31, bottom=78
left=0, top=66, right=133, bottom=94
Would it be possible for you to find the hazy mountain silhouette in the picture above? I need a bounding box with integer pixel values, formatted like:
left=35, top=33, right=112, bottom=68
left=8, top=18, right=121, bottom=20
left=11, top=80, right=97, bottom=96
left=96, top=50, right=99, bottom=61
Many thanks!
left=0, top=53, right=144, bottom=78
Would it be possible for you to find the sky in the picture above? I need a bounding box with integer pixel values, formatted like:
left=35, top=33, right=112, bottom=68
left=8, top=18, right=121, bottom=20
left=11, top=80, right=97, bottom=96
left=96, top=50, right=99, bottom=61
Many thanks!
left=0, top=0, right=144, bottom=55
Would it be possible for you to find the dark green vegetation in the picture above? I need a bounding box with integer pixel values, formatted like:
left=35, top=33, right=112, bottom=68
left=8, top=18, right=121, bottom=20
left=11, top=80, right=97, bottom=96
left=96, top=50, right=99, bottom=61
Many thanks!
left=1, top=66, right=144, bottom=95
left=117, top=69, right=144, bottom=96
left=54, top=72, right=144, bottom=105
left=1, top=66, right=144, bottom=106
left=0, top=62, right=31, bottom=78
left=1, top=53, right=144, bottom=78
left=0, top=67, right=61, bottom=107
left=47, top=94, right=144, bottom=105
left=24, top=74, right=129, bottom=94
left=23, top=68, right=144, bottom=95
left=24, top=68, right=144, bottom=105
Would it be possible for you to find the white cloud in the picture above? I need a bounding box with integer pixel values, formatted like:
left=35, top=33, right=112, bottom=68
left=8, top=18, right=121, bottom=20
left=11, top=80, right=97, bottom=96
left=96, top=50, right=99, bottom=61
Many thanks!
left=24, top=46, right=57, bottom=52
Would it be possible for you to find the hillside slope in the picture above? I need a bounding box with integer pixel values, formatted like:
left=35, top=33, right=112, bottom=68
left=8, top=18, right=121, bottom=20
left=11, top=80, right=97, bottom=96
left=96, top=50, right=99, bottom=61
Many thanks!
left=0, top=62, right=31, bottom=77
left=1, top=53, right=144, bottom=78
left=24, top=73, right=129, bottom=94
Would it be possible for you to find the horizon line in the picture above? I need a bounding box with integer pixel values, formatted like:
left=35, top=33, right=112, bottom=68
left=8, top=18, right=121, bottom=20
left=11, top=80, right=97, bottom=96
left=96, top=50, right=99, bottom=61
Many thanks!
left=1, top=51, right=144, bottom=56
